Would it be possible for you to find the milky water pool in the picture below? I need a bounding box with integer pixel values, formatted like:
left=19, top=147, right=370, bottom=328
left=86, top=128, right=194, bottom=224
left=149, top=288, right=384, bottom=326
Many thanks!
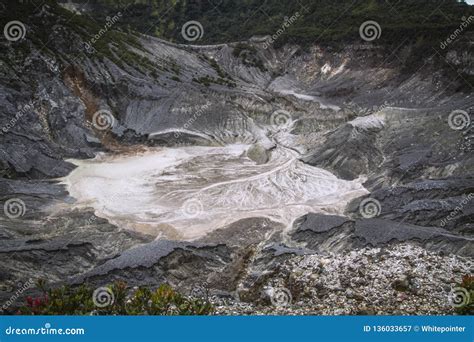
left=61, top=144, right=368, bottom=240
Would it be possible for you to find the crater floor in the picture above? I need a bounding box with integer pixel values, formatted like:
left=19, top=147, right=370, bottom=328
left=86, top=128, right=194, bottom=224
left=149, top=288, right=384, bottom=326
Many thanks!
left=62, top=144, right=368, bottom=240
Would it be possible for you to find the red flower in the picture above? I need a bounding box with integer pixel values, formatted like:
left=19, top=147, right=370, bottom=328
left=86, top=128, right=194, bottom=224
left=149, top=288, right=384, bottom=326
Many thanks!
left=33, top=298, right=41, bottom=307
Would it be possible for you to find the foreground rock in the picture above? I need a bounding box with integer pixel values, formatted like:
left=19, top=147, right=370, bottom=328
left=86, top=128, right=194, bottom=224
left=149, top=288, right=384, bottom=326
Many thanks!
left=291, top=213, right=474, bottom=257
left=211, top=244, right=472, bottom=315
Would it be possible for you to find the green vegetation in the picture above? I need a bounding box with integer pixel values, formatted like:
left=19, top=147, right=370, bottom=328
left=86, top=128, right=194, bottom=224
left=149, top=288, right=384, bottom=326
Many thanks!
left=232, top=43, right=266, bottom=72
left=0, top=1, right=163, bottom=77
left=165, top=57, right=181, bottom=75
left=199, top=54, right=232, bottom=79
left=70, top=0, right=473, bottom=47
left=192, top=75, right=236, bottom=88
left=19, top=280, right=213, bottom=315
left=4, top=1, right=472, bottom=82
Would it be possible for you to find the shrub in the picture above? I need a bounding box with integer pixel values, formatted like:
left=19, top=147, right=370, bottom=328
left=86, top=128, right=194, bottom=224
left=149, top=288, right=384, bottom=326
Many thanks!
left=19, top=280, right=213, bottom=315
left=232, top=43, right=266, bottom=72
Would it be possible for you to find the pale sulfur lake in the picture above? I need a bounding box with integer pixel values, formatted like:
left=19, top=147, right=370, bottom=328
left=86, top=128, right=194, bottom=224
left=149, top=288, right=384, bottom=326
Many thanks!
left=61, top=144, right=368, bottom=240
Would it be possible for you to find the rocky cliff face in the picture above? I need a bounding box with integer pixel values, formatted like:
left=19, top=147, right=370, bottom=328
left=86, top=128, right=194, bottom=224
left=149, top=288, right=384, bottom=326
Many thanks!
left=0, top=3, right=472, bottom=314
